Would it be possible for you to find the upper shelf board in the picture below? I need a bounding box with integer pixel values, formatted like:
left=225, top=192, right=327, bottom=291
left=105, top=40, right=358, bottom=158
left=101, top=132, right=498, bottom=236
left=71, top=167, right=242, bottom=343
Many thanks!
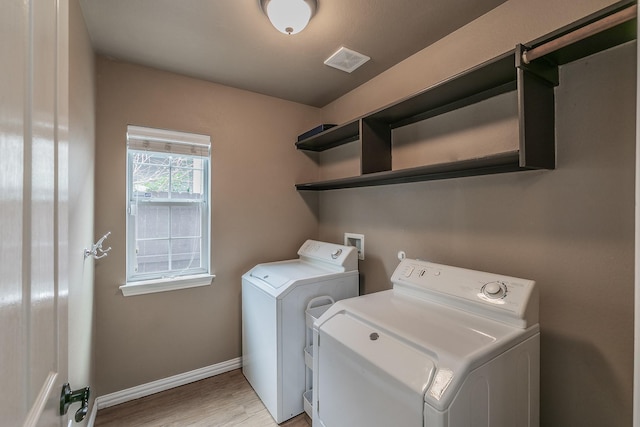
left=295, top=51, right=518, bottom=153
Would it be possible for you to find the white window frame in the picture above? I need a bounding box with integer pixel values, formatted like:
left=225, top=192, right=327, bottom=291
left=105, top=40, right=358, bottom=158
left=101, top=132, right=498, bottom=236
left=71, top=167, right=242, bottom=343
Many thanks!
left=120, top=125, right=214, bottom=296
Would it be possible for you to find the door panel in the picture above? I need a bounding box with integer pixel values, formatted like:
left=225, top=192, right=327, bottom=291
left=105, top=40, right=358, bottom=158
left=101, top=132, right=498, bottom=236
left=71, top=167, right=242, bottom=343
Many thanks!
left=0, top=0, right=69, bottom=425
left=0, top=0, right=29, bottom=424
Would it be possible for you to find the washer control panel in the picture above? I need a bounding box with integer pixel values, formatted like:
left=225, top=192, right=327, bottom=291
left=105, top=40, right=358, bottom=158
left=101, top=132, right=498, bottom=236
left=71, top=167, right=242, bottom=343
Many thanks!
left=482, top=281, right=507, bottom=299
left=391, top=259, right=538, bottom=328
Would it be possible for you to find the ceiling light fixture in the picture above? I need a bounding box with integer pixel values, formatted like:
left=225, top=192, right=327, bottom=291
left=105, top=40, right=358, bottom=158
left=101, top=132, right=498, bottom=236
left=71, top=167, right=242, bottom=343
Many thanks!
left=260, top=0, right=317, bottom=35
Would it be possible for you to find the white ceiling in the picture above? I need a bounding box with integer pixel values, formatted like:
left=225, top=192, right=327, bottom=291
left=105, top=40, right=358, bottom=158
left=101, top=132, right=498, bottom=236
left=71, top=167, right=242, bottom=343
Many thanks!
left=79, top=0, right=507, bottom=107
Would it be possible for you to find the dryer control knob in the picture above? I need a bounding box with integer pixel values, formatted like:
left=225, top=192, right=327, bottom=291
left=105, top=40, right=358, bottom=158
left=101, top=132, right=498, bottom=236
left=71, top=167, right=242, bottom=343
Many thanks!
left=483, top=281, right=506, bottom=299
left=331, top=249, right=342, bottom=259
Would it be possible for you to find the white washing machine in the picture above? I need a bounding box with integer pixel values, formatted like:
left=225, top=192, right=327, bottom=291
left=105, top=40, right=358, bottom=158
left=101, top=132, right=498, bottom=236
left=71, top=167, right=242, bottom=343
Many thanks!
left=312, top=258, right=539, bottom=427
left=242, top=239, right=359, bottom=424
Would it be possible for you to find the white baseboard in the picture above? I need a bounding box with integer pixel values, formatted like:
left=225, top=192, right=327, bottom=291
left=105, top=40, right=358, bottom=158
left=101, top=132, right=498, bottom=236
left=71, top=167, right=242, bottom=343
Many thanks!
left=87, top=357, right=242, bottom=426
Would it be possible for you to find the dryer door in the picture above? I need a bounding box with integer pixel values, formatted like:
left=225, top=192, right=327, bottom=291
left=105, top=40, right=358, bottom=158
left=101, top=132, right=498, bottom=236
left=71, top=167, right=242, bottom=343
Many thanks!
left=316, top=313, right=435, bottom=427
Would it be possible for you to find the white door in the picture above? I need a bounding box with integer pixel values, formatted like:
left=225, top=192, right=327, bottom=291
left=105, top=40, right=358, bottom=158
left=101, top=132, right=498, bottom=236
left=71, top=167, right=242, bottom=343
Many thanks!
left=634, top=15, right=640, bottom=427
left=1, top=0, right=70, bottom=426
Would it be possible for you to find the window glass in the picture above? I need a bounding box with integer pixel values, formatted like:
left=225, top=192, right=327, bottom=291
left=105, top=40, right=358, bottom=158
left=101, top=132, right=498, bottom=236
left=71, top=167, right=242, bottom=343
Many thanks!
left=126, top=127, right=210, bottom=283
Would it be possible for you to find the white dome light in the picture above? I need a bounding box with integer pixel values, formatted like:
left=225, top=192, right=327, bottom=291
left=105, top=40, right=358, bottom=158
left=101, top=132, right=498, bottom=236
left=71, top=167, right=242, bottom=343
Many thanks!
left=262, top=0, right=316, bottom=35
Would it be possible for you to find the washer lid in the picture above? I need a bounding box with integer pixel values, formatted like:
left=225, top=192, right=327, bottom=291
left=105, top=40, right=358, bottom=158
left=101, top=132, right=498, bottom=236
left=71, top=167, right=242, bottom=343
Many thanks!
left=322, top=313, right=435, bottom=392
left=316, top=289, right=538, bottom=412
left=248, top=266, right=290, bottom=289
left=317, top=311, right=436, bottom=426
left=323, top=312, right=436, bottom=392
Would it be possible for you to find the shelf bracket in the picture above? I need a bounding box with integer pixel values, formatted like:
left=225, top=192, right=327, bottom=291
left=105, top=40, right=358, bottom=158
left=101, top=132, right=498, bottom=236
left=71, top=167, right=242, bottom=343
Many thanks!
left=515, top=44, right=559, bottom=87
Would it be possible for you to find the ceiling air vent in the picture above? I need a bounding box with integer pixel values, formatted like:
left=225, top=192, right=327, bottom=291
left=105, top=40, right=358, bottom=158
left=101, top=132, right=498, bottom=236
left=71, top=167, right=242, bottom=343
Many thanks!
left=324, top=47, right=370, bottom=73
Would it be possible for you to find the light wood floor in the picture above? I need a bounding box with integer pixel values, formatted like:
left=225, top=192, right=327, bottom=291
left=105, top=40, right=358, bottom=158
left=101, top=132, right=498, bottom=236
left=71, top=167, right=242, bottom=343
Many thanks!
left=94, top=369, right=311, bottom=426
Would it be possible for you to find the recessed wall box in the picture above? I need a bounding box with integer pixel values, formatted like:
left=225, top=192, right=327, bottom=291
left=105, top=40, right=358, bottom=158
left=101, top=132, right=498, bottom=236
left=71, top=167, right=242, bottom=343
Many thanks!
left=344, top=233, right=364, bottom=260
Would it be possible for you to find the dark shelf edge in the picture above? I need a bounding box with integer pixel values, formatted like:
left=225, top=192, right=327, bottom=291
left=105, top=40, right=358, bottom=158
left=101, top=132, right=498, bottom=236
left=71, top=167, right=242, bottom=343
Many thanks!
left=295, top=51, right=517, bottom=153
left=369, top=51, right=516, bottom=125
left=296, top=152, right=526, bottom=191
left=295, top=120, right=359, bottom=151
left=389, top=81, right=517, bottom=130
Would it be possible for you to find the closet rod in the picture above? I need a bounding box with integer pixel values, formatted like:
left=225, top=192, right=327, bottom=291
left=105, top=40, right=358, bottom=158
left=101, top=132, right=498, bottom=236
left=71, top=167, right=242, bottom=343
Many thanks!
left=522, top=3, right=637, bottom=64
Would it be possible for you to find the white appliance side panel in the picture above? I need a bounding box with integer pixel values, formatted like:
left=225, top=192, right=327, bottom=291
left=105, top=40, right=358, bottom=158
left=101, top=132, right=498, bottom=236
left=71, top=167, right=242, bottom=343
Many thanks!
left=280, top=276, right=359, bottom=423
left=241, top=278, right=279, bottom=418
left=315, top=313, right=434, bottom=427
left=424, top=333, right=540, bottom=427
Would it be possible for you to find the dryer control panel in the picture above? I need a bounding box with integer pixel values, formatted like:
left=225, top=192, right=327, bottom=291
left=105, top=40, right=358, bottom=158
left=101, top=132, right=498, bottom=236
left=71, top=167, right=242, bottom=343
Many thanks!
left=391, top=259, right=538, bottom=328
left=298, top=240, right=358, bottom=272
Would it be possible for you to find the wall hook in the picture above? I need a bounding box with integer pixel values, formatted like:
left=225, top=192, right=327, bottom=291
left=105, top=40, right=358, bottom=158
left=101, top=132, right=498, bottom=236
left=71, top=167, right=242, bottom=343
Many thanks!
left=84, top=231, right=111, bottom=259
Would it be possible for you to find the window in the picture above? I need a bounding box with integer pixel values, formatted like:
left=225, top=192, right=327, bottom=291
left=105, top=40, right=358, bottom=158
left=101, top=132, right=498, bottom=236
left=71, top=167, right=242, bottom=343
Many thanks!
left=120, top=126, right=213, bottom=296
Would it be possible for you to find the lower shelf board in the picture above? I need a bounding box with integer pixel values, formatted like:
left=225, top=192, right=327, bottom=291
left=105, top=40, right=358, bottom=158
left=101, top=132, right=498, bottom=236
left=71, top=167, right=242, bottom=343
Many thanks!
left=295, top=151, right=544, bottom=191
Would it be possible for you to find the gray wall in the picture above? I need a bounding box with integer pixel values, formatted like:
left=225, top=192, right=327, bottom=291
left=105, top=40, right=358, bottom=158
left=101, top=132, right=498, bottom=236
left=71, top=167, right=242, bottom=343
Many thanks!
left=318, top=0, right=635, bottom=424
left=319, top=43, right=635, bottom=426
left=68, top=0, right=96, bottom=422
left=93, top=58, right=321, bottom=395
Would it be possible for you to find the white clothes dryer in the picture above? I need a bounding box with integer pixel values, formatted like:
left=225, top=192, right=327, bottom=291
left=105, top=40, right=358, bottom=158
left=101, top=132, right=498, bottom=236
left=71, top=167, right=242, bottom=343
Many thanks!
left=242, top=240, right=359, bottom=424
left=312, top=258, right=539, bottom=427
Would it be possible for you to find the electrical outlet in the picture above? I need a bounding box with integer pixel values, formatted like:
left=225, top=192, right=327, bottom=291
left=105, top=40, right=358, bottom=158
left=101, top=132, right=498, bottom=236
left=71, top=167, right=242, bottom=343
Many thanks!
left=344, top=233, right=365, bottom=260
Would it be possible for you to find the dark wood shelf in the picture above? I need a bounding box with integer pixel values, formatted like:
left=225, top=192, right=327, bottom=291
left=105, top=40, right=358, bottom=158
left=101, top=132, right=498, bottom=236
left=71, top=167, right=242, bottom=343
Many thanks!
left=295, top=152, right=523, bottom=191
left=294, top=0, right=635, bottom=191
left=367, top=51, right=517, bottom=129
left=295, top=120, right=359, bottom=151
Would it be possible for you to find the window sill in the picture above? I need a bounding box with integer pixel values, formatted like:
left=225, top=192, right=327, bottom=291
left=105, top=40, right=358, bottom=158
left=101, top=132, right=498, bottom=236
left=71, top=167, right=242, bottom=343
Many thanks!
left=120, top=274, right=215, bottom=297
